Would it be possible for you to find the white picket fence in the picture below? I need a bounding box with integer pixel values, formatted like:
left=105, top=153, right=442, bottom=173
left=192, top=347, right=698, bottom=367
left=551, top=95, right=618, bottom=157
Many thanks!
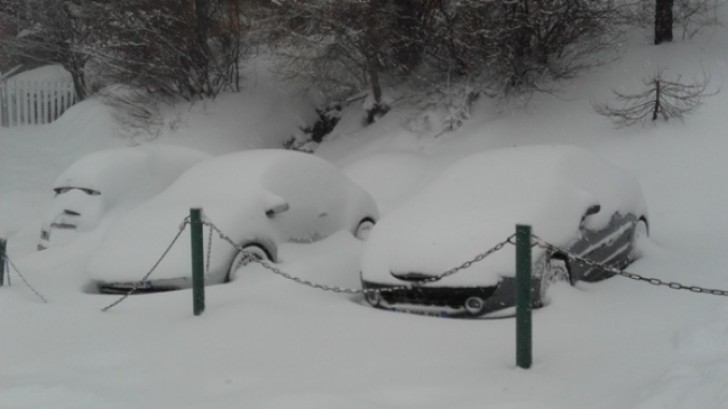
left=0, top=80, right=75, bottom=127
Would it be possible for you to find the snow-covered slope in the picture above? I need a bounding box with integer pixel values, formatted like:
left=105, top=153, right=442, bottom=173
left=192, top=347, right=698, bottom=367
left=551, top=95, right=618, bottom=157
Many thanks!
left=2, top=21, right=728, bottom=409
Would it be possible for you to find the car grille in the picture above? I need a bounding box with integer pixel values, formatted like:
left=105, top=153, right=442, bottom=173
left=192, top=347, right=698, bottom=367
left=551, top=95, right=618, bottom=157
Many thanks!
left=362, top=281, right=498, bottom=309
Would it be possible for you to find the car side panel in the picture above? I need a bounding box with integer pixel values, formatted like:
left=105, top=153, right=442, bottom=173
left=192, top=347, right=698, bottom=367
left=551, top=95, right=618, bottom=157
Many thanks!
left=567, top=212, right=638, bottom=282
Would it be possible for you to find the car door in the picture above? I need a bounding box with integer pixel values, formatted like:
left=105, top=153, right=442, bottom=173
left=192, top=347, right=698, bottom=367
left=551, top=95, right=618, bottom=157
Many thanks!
left=263, top=156, right=351, bottom=243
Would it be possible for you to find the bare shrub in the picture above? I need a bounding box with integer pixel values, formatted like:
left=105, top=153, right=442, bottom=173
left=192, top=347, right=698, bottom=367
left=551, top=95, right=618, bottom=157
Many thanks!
left=99, top=87, right=163, bottom=141
left=594, top=71, right=715, bottom=127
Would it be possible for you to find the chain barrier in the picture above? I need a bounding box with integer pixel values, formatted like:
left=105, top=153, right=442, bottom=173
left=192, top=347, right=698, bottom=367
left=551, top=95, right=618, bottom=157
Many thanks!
left=98, top=212, right=728, bottom=313
left=101, top=217, right=191, bottom=312
left=205, top=224, right=213, bottom=273
left=204, top=219, right=513, bottom=295
left=532, top=235, right=728, bottom=297
left=2, top=254, right=48, bottom=303
left=414, top=234, right=515, bottom=284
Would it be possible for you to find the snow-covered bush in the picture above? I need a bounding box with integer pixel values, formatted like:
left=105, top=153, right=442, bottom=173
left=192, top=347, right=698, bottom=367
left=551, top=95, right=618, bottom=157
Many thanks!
left=406, top=83, right=479, bottom=137
left=284, top=104, right=342, bottom=152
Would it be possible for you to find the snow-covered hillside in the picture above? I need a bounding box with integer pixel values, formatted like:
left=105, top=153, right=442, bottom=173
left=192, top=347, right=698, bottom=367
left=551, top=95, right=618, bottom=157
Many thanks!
left=2, top=19, right=728, bottom=409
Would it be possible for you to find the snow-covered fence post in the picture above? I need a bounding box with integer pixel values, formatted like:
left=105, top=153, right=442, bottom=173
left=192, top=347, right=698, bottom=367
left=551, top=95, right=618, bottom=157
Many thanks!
left=190, top=208, right=205, bottom=316
left=0, top=238, right=7, bottom=287
left=516, top=224, right=532, bottom=369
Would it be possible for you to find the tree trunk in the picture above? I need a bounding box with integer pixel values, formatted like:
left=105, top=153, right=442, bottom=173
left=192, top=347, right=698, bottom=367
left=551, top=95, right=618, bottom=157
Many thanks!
left=194, top=0, right=212, bottom=96
left=652, top=79, right=661, bottom=120
left=364, top=0, right=386, bottom=106
left=367, top=59, right=383, bottom=105
left=506, top=0, right=532, bottom=89
left=654, top=0, right=674, bottom=45
left=66, top=61, right=87, bottom=101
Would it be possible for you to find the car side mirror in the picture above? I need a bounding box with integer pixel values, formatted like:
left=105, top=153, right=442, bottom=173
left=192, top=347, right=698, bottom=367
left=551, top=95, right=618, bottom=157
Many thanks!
left=580, top=204, right=601, bottom=228
left=265, top=202, right=290, bottom=218
left=585, top=204, right=601, bottom=217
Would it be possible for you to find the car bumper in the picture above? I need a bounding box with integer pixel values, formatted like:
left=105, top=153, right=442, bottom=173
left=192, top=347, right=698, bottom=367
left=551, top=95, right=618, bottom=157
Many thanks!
left=95, top=276, right=191, bottom=294
left=94, top=270, right=228, bottom=294
left=361, top=278, right=519, bottom=318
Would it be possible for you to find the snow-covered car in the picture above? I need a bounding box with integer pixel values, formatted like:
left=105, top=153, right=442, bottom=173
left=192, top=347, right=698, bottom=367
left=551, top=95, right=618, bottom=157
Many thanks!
left=360, top=145, right=648, bottom=318
left=87, top=149, right=379, bottom=293
left=38, top=145, right=210, bottom=251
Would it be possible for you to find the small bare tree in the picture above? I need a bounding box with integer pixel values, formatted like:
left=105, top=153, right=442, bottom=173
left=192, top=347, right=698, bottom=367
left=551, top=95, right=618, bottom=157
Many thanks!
left=594, top=71, right=713, bottom=127
left=0, top=0, right=111, bottom=100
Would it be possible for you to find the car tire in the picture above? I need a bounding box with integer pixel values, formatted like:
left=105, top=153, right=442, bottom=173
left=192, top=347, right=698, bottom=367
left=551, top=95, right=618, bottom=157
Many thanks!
left=464, top=296, right=486, bottom=316
left=354, top=217, right=376, bottom=240
left=364, top=290, right=383, bottom=307
left=226, top=243, right=274, bottom=282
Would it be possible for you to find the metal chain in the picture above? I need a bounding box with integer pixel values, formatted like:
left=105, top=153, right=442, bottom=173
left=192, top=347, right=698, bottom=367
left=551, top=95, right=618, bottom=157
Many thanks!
left=205, top=223, right=213, bottom=273
left=254, top=257, right=372, bottom=294
left=101, top=217, right=191, bottom=312
left=532, top=235, right=728, bottom=297
left=3, top=255, right=48, bottom=303
left=204, top=220, right=375, bottom=294
left=204, top=219, right=513, bottom=294
left=413, top=235, right=515, bottom=284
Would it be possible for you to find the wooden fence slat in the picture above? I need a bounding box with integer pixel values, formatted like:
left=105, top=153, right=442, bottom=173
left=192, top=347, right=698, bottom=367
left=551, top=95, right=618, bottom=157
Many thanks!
left=41, top=82, right=47, bottom=124
left=50, top=82, right=57, bottom=121
left=14, top=81, right=19, bottom=127
left=42, top=83, right=47, bottom=124
left=18, top=81, right=23, bottom=126
left=29, top=82, right=35, bottom=125
left=36, top=83, right=40, bottom=124
left=25, top=81, right=29, bottom=125
left=16, top=81, right=20, bottom=126
left=0, top=82, right=6, bottom=127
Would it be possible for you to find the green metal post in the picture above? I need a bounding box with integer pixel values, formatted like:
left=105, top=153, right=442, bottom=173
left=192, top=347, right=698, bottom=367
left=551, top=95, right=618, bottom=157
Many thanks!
left=516, top=224, right=532, bottom=369
left=0, top=238, right=6, bottom=287
left=190, top=208, right=205, bottom=316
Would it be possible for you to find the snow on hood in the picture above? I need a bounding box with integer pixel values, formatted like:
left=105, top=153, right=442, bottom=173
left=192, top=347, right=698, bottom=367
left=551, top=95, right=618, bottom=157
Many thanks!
left=51, top=144, right=210, bottom=207
left=361, top=145, right=647, bottom=286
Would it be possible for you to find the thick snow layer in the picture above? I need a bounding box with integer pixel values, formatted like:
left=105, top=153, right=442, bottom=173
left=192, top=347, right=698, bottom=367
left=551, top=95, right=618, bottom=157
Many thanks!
left=86, top=149, right=377, bottom=283
left=2, top=20, right=728, bottom=409
left=11, top=65, right=72, bottom=82
left=39, top=145, right=209, bottom=251
left=361, top=145, right=646, bottom=286
left=50, top=144, right=209, bottom=210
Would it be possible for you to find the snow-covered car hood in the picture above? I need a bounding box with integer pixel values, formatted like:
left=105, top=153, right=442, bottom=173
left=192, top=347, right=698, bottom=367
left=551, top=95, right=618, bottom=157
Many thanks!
left=361, top=145, right=647, bottom=287
left=39, top=145, right=210, bottom=249
left=51, top=144, right=210, bottom=207
left=87, top=149, right=378, bottom=283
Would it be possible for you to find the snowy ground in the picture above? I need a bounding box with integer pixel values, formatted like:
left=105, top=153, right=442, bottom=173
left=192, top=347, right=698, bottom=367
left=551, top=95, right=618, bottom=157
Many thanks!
left=2, top=23, right=728, bottom=409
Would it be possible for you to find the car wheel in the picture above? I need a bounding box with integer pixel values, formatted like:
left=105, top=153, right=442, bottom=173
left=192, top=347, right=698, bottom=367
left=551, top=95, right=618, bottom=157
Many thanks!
left=464, top=296, right=486, bottom=316
left=536, top=257, right=570, bottom=308
left=629, top=218, right=649, bottom=261
left=364, top=290, right=383, bottom=307
left=226, top=243, right=273, bottom=282
left=354, top=217, right=376, bottom=240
